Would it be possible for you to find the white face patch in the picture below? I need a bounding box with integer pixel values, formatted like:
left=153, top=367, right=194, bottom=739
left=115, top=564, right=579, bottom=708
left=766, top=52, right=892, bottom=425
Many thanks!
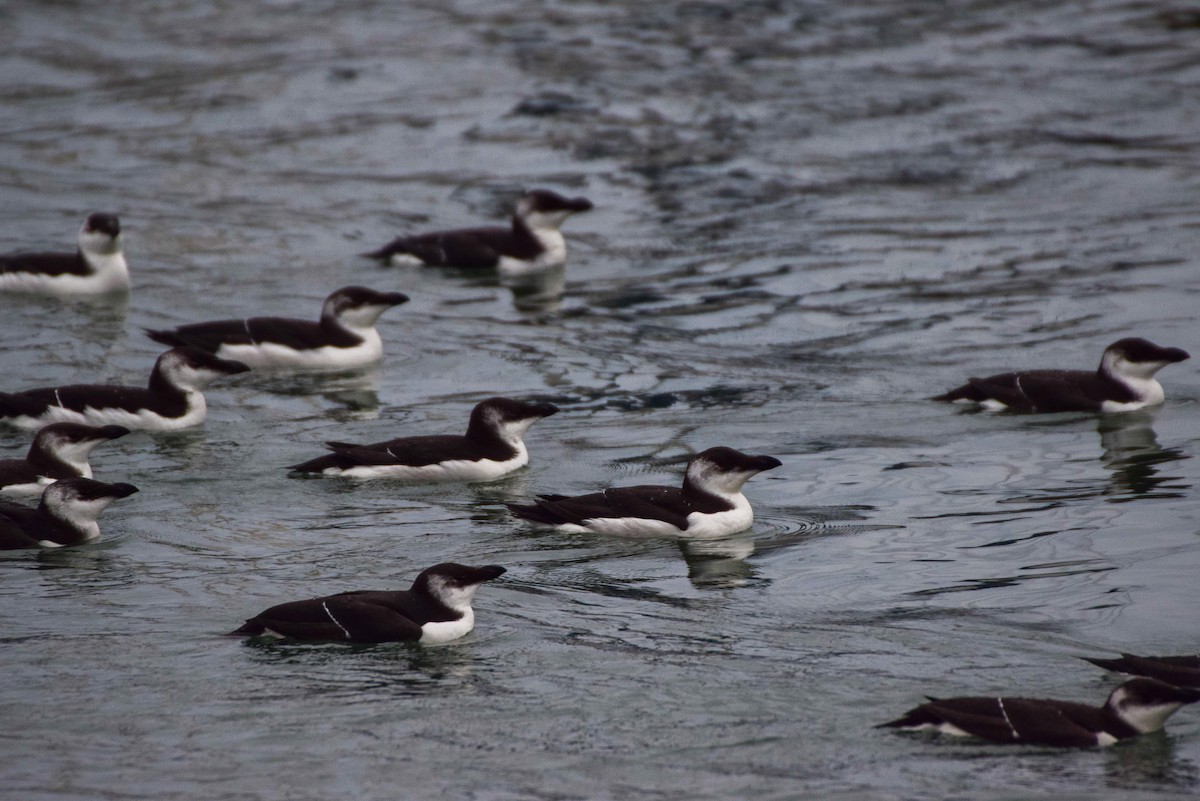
left=157, top=353, right=235, bottom=393
left=42, top=492, right=116, bottom=542
left=424, top=575, right=482, bottom=613
left=44, top=436, right=104, bottom=475
left=1103, top=351, right=1174, bottom=382
left=1114, top=697, right=1185, bottom=734
left=685, top=459, right=759, bottom=498
left=326, top=300, right=395, bottom=331
left=494, top=412, right=541, bottom=444
left=1099, top=351, right=1171, bottom=409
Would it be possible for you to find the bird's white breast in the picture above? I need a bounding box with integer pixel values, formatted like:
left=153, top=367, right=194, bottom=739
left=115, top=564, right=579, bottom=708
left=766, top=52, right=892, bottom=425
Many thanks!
left=418, top=609, right=475, bottom=644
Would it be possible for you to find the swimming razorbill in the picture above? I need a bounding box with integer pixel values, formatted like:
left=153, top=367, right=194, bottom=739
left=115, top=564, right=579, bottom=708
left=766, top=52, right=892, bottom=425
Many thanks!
left=0, top=347, right=249, bottom=431
left=506, top=446, right=782, bottom=538
left=877, top=677, right=1200, bottom=747
left=362, top=189, right=593, bottom=275
left=933, top=337, right=1190, bottom=413
left=1084, top=653, right=1200, bottom=688
left=0, top=423, right=130, bottom=497
left=287, top=397, right=559, bottom=481
left=145, top=286, right=410, bottom=370
left=229, top=563, right=506, bottom=644
left=0, top=213, right=129, bottom=295
left=0, top=477, right=138, bottom=549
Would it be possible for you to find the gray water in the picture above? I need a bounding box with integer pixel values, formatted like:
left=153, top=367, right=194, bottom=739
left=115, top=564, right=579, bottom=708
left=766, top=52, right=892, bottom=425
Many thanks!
left=2, top=1, right=1199, bottom=799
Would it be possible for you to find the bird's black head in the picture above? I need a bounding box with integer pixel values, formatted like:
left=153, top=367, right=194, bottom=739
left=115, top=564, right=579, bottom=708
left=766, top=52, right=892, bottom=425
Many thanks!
left=84, top=213, right=121, bottom=238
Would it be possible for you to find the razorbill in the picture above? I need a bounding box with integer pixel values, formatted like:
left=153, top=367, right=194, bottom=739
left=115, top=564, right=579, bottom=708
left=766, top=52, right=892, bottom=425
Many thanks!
left=0, top=213, right=129, bottom=295
left=877, top=677, right=1200, bottom=747
left=362, top=189, right=593, bottom=275
left=288, top=397, right=559, bottom=481
left=0, top=347, right=250, bottom=431
left=144, top=286, right=410, bottom=370
left=229, top=563, right=506, bottom=644
left=0, top=423, right=130, bottom=497
left=933, top=337, right=1190, bottom=413
left=506, top=446, right=782, bottom=538
left=1084, top=653, right=1200, bottom=688
left=0, top=477, right=138, bottom=549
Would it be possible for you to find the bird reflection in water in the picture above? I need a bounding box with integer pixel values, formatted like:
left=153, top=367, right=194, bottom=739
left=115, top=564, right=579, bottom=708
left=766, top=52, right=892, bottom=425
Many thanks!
left=1097, top=410, right=1189, bottom=501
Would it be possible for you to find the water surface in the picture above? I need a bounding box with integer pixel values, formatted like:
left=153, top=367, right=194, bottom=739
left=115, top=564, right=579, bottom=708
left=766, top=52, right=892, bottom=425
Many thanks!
left=2, top=2, right=1199, bottom=799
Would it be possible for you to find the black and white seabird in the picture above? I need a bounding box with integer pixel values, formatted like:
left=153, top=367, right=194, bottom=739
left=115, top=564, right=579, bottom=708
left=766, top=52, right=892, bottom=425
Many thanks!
left=506, top=446, right=782, bottom=538
left=288, top=397, right=559, bottom=481
left=362, top=189, right=593, bottom=275
left=933, top=337, right=1190, bottom=413
left=0, top=423, right=130, bottom=497
left=229, top=563, right=506, bottom=644
left=877, top=677, right=1200, bottom=747
left=0, top=347, right=250, bottom=431
left=144, top=286, right=410, bottom=371
left=0, top=213, right=129, bottom=295
left=0, top=477, right=138, bottom=549
left=1084, top=653, right=1200, bottom=688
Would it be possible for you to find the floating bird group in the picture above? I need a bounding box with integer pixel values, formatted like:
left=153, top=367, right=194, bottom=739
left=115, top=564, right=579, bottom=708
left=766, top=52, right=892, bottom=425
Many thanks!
left=1, top=194, right=1195, bottom=747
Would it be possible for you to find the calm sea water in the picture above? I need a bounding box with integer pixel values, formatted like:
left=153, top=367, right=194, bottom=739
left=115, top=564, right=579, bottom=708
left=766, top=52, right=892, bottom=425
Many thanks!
left=2, top=2, right=1199, bottom=799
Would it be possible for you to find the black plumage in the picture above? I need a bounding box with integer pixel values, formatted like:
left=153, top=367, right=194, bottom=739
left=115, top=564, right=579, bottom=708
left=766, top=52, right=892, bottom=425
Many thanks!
left=878, top=678, right=1200, bottom=747
left=288, top=397, right=558, bottom=475
left=0, top=423, right=130, bottom=492
left=229, top=563, right=506, bottom=643
left=363, top=189, right=592, bottom=269
left=0, top=478, right=138, bottom=549
left=1084, top=653, right=1200, bottom=688
left=0, top=347, right=249, bottom=429
left=145, top=286, right=409, bottom=354
left=506, top=446, right=781, bottom=532
left=933, top=337, right=1189, bottom=412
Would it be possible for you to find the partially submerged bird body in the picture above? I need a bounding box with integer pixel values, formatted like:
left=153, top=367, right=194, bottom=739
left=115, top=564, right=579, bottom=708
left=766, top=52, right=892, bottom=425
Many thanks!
left=145, top=287, right=410, bottom=370
left=933, top=338, right=1190, bottom=413
left=507, top=446, right=782, bottom=539
left=878, top=678, right=1200, bottom=747
left=0, top=213, right=128, bottom=295
left=230, top=563, right=506, bottom=644
left=0, top=477, right=138, bottom=549
left=0, top=347, right=249, bottom=431
left=363, top=190, right=593, bottom=275
left=0, top=423, right=130, bottom=496
left=288, top=397, right=559, bottom=481
left=1085, top=653, right=1200, bottom=688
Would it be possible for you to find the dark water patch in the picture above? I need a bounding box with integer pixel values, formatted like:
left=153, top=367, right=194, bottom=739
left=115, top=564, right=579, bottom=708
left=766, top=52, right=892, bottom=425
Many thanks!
left=906, top=561, right=1117, bottom=598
